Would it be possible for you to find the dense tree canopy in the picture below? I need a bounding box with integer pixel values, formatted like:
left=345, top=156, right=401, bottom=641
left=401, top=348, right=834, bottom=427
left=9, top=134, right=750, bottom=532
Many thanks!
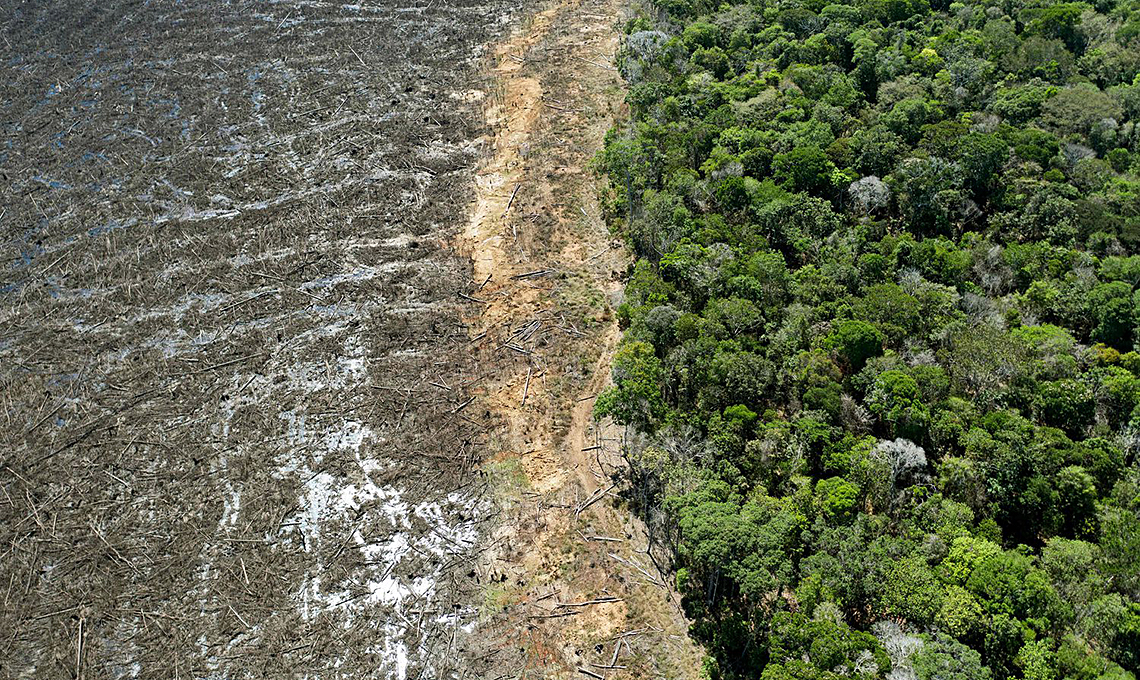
left=599, top=0, right=1140, bottom=676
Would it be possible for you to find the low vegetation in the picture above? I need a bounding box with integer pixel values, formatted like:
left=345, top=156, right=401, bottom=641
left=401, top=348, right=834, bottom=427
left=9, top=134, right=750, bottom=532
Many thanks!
left=598, top=0, right=1140, bottom=676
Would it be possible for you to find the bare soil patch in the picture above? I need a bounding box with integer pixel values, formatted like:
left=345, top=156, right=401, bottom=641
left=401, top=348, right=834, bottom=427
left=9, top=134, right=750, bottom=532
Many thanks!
left=453, top=0, right=704, bottom=676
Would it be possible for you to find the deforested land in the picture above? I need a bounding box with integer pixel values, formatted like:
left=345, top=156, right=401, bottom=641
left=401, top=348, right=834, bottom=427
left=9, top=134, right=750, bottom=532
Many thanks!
left=1, top=0, right=523, bottom=676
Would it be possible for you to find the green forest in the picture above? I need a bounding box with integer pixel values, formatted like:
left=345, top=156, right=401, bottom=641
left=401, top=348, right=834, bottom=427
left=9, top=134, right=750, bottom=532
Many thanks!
left=597, top=0, right=1140, bottom=676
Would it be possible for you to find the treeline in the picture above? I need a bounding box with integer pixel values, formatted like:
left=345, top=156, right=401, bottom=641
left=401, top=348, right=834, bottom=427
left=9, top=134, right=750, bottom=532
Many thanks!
left=597, top=0, right=1140, bottom=677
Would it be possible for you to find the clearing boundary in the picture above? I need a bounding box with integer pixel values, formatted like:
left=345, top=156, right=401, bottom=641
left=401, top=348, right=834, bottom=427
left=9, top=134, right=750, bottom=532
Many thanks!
left=455, top=0, right=704, bottom=676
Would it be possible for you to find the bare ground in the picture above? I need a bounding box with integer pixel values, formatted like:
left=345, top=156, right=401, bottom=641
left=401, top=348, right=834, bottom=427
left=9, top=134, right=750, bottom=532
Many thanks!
left=453, top=0, right=703, bottom=676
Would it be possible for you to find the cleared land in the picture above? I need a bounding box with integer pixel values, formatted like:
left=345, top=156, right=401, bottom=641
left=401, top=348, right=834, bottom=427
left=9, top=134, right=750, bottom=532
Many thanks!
left=452, top=0, right=703, bottom=676
left=1, top=0, right=523, bottom=677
